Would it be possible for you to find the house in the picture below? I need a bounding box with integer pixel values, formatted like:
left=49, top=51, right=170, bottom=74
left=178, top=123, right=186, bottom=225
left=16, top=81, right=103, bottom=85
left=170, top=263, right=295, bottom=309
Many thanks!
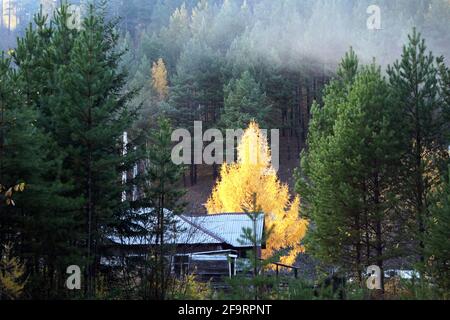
left=103, top=210, right=265, bottom=281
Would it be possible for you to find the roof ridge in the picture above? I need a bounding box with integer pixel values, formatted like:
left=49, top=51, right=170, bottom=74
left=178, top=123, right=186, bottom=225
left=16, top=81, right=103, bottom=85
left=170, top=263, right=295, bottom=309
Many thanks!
left=183, top=212, right=262, bottom=217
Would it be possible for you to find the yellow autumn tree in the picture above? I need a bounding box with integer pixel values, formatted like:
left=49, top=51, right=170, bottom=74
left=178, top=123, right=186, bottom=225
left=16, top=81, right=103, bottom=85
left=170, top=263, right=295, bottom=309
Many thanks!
left=0, top=243, right=26, bottom=299
left=206, top=121, right=308, bottom=266
left=151, top=58, right=169, bottom=101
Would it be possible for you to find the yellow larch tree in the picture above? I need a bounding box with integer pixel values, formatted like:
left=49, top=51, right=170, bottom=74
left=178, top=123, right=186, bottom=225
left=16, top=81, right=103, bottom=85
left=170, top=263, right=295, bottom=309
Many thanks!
left=151, top=58, right=169, bottom=101
left=206, top=121, right=308, bottom=266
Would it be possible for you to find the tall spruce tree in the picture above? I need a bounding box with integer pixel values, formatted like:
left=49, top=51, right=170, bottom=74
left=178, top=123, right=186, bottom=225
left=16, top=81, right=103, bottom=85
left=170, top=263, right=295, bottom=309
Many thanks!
left=3, top=5, right=82, bottom=298
left=50, top=4, right=139, bottom=297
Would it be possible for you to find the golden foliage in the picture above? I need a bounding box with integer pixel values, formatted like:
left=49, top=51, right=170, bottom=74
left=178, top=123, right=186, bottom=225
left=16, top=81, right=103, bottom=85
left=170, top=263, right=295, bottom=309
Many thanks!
left=170, top=274, right=212, bottom=300
left=0, top=243, right=26, bottom=299
left=206, top=121, right=308, bottom=265
left=0, top=182, right=25, bottom=206
left=151, top=58, right=169, bottom=100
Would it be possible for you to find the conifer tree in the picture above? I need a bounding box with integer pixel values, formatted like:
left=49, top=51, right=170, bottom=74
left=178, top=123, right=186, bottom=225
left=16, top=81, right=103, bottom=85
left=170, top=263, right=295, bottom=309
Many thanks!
left=170, top=38, right=224, bottom=127
left=221, top=71, right=272, bottom=130
left=387, top=29, right=449, bottom=267
left=296, top=49, right=359, bottom=261
left=1, top=43, right=77, bottom=298
left=169, top=38, right=224, bottom=185
left=302, top=48, right=359, bottom=150
left=329, top=64, right=403, bottom=289
left=51, top=4, right=139, bottom=297
left=437, top=56, right=450, bottom=136
left=142, top=117, right=185, bottom=300
left=426, top=164, right=450, bottom=297
left=297, top=52, right=405, bottom=289
left=8, top=5, right=89, bottom=298
left=159, top=2, right=191, bottom=73
left=0, top=53, right=35, bottom=244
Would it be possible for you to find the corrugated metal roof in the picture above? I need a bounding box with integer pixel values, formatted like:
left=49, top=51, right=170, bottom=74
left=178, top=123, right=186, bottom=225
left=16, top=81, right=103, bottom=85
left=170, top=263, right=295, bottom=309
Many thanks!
left=184, top=213, right=264, bottom=247
left=108, top=210, right=264, bottom=248
left=108, top=214, right=223, bottom=246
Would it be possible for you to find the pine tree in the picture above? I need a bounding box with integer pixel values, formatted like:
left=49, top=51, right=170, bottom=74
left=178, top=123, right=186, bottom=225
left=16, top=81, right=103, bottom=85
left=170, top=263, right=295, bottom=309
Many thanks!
left=0, top=52, right=36, bottom=243
left=302, top=47, right=358, bottom=150
left=221, top=71, right=272, bottom=130
left=159, top=2, right=191, bottom=74
left=387, top=29, right=448, bottom=268
left=170, top=38, right=224, bottom=128
left=426, top=164, right=450, bottom=298
left=141, top=117, right=185, bottom=300
left=12, top=7, right=53, bottom=114
left=169, top=38, right=224, bottom=185
left=296, top=56, right=361, bottom=280
left=331, top=64, right=404, bottom=289
left=297, top=52, right=405, bottom=290
left=437, top=56, right=450, bottom=137
left=295, top=49, right=359, bottom=266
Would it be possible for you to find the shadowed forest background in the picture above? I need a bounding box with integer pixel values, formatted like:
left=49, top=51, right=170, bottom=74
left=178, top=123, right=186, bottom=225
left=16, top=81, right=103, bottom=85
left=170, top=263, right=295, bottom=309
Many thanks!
left=0, top=0, right=449, bottom=300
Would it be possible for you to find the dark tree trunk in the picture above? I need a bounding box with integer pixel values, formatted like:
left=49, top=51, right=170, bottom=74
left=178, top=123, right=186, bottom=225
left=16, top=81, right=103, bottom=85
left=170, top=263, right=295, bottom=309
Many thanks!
left=373, top=170, right=384, bottom=293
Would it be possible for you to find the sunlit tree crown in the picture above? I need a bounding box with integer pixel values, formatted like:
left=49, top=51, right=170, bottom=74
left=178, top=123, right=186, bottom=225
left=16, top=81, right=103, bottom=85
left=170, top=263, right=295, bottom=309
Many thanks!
left=206, top=121, right=308, bottom=266
left=237, top=121, right=272, bottom=171
left=151, top=58, right=169, bottom=100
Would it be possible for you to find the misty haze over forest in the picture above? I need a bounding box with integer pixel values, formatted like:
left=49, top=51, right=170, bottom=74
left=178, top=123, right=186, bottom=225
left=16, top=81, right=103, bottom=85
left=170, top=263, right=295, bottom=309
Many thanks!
left=1, top=0, right=449, bottom=70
